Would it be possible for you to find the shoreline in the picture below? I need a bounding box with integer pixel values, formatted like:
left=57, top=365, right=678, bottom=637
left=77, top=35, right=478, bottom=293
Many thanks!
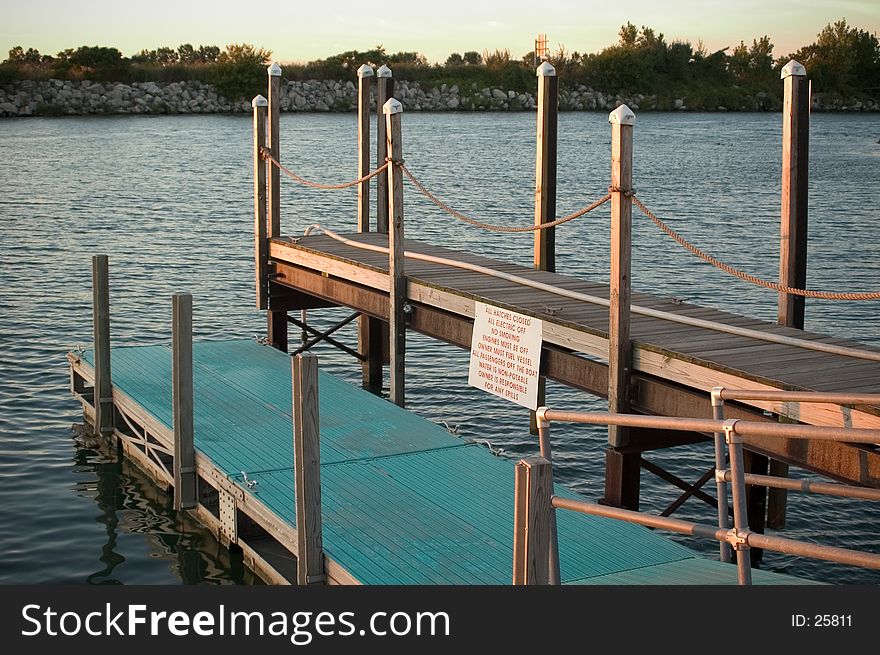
left=2, top=78, right=878, bottom=117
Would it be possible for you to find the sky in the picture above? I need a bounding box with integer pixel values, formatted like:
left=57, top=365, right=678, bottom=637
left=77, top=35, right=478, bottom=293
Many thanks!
left=1, top=0, right=878, bottom=64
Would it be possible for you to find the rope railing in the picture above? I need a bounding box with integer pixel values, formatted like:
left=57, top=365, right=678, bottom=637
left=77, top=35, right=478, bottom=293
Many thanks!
left=632, top=195, right=880, bottom=301
left=261, top=145, right=880, bottom=301
left=399, top=162, right=611, bottom=233
left=260, top=147, right=390, bottom=190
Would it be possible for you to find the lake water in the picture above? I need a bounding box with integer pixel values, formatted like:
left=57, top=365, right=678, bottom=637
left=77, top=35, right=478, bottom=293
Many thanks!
left=1, top=110, right=879, bottom=585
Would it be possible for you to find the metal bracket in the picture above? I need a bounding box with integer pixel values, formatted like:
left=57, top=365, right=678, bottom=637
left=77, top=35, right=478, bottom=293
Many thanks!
left=535, top=406, right=550, bottom=429
left=725, top=527, right=752, bottom=550
left=219, top=489, right=238, bottom=544
left=710, top=386, right=725, bottom=407
left=306, top=573, right=327, bottom=584
left=722, top=419, right=741, bottom=444
left=714, top=468, right=729, bottom=483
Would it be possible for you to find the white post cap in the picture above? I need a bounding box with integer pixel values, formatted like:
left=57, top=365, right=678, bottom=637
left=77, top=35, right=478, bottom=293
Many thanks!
left=357, top=64, right=375, bottom=78
left=608, top=104, right=636, bottom=126
left=377, top=64, right=393, bottom=78
left=252, top=94, right=268, bottom=107
left=780, top=59, right=806, bottom=79
left=536, top=61, right=556, bottom=77
left=267, top=62, right=282, bottom=77
left=383, top=97, right=403, bottom=115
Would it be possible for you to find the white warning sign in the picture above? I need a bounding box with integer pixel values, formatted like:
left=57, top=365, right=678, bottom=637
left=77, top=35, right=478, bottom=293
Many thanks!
left=467, top=301, right=543, bottom=410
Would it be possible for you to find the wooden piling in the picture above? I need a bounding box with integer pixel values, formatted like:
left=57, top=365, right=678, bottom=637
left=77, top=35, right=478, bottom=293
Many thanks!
left=744, top=450, right=768, bottom=566
left=778, top=59, right=810, bottom=330
left=513, top=456, right=553, bottom=585
left=772, top=59, right=809, bottom=529
left=267, top=63, right=282, bottom=239
left=604, top=105, right=638, bottom=510
left=356, top=65, right=383, bottom=394
left=357, top=65, right=373, bottom=232
left=385, top=98, right=406, bottom=407
left=530, top=62, right=558, bottom=434
left=91, top=254, right=113, bottom=437
left=253, top=95, right=269, bottom=310
left=267, top=62, right=288, bottom=351
left=172, top=293, right=197, bottom=511
left=376, top=65, right=394, bottom=234
left=607, top=105, right=635, bottom=448
left=534, top=61, right=558, bottom=273
left=292, top=353, right=325, bottom=585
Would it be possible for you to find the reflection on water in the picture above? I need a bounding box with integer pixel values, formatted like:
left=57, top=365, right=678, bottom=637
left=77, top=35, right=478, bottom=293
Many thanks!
left=70, top=427, right=254, bottom=585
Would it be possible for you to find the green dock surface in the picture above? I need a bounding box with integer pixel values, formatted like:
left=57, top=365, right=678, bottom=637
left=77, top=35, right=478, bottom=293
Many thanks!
left=86, top=339, right=814, bottom=584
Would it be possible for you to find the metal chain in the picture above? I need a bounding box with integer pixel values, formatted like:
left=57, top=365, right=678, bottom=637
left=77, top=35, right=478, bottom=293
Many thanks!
left=398, top=162, right=611, bottom=233
left=632, top=195, right=880, bottom=301
left=261, top=148, right=390, bottom=190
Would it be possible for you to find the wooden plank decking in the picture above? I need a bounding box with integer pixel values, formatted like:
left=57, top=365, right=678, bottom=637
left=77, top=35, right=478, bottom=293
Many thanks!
left=70, top=339, right=811, bottom=585
left=269, top=233, right=880, bottom=485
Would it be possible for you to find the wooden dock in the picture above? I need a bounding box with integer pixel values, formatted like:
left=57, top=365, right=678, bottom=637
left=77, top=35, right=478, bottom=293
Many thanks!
left=269, top=232, right=880, bottom=491
left=68, top=338, right=811, bottom=585
left=66, top=60, right=880, bottom=586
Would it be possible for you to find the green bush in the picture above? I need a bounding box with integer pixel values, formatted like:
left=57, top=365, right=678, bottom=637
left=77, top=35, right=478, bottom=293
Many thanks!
left=210, top=43, right=272, bottom=100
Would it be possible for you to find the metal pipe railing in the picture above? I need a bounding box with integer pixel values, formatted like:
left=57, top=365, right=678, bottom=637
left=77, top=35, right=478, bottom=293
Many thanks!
left=538, top=409, right=880, bottom=443
left=710, top=390, right=732, bottom=563
left=722, top=471, right=880, bottom=502
left=515, top=402, right=880, bottom=585
left=724, top=423, right=752, bottom=583
left=550, top=495, right=880, bottom=571
left=717, top=388, right=880, bottom=406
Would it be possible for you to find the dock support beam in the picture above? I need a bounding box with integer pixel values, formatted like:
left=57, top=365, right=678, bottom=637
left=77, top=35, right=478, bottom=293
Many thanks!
left=292, top=353, right=325, bottom=585
left=356, top=65, right=383, bottom=394
left=267, top=62, right=288, bottom=352
left=604, top=105, right=639, bottom=510
left=253, top=95, right=269, bottom=310
left=513, top=456, right=554, bottom=585
left=385, top=98, right=406, bottom=407
left=91, top=254, right=113, bottom=437
left=172, top=293, right=197, bottom=511
left=771, top=60, right=809, bottom=530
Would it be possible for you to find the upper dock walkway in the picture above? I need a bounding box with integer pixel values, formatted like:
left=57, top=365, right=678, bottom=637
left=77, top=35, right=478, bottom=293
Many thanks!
left=269, top=232, right=880, bottom=486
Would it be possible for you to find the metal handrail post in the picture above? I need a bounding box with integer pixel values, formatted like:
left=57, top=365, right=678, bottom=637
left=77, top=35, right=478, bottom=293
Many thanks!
left=711, top=387, right=732, bottom=563
left=535, top=407, right=561, bottom=585
left=724, top=420, right=752, bottom=585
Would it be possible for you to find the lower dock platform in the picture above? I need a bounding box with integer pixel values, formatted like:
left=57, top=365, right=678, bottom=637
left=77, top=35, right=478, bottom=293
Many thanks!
left=68, top=338, right=813, bottom=585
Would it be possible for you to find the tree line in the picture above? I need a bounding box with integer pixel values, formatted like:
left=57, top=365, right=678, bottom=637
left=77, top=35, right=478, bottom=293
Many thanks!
left=2, top=19, right=877, bottom=105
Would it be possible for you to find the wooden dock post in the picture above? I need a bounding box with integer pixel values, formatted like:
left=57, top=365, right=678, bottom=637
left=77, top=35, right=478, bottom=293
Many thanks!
left=91, top=254, right=113, bottom=437
left=376, top=65, right=394, bottom=234
left=357, top=64, right=373, bottom=231
left=513, top=456, right=553, bottom=585
left=604, top=105, right=639, bottom=510
left=534, top=61, right=558, bottom=273
left=530, top=61, right=558, bottom=435
left=172, top=293, right=197, bottom=511
left=384, top=98, right=406, bottom=407
left=292, top=353, right=325, bottom=585
left=266, top=62, right=288, bottom=352
left=770, top=59, right=809, bottom=530
left=253, top=94, right=269, bottom=310
left=356, top=64, right=383, bottom=394
left=778, top=59, right=809, bottom=330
